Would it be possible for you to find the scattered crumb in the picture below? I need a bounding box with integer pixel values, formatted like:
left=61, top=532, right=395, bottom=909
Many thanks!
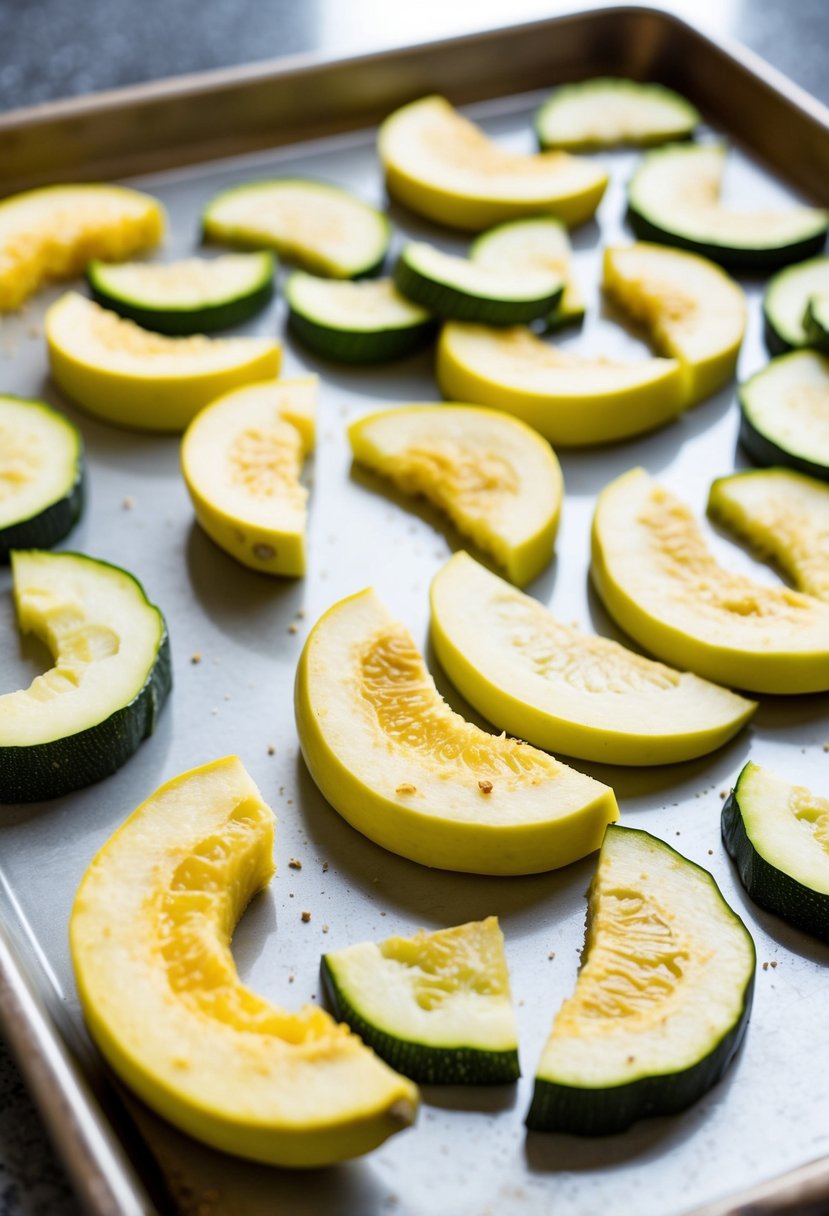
left=296, top=608, right=305, bottom=619
left=824, top=743, right=829, bottom=752
left=288, top=623, right=299, bottom=635
left=287, top=798, right=293, bottom=806
left=322, top=861, right=329, bottom=873
left=322, top=924, right=329, bottom=933
left=396, top=783, right=417, bottom=795
left=190, top=653, right=202, bottom=665
left=708, top=849, right=714, bottom=855
left=675, top=831, right=680, bottom=836
left=267, top=744, right=276, bottom=755
left=762, top=962, right=769, bottom=971
left=771, top=960, right=778, bottom=968
left=301, top=910, right=311, bottom=923
left=720, top=789, right=728, bottom=799
left=627, top=1055, right=635, bottom=1064
left=380, top=911, right=387, bottom=917
left=478, top=780, right=493, bottom=794
left=288, top=974, right=295, bottom=983
left=288, top=858, right=302, bottom=870
left=548, top=952, right=555, bottom=961
left=122, top=496, right=135, bottom=510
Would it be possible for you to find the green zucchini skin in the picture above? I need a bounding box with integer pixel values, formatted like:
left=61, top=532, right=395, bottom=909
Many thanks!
left=287, top=308, right=435, bottom=365
left=320, top=956, right=520, bottom=1085
left=626, top=209, right=828, bottom=273
left=803, top=298, right=829, bottom=353
left=0, top=464, right=85, bottom=563
left=393, top=254, right=563, bottom=326
left=722, top=787, right=829, bottom=942
left=738, top=410, right=829, bottom=483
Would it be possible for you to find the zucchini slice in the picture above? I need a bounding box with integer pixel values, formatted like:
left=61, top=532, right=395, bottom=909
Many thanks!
left=0, top=395, right=84, bottom=561
left=437, top=322, right=683, bottom=447
left=430, top=552, right=756, bottom=767
left=46, top=292, right=280, bottom=432
left=469, top=218, right=584, bottom=327
left=762, top=256, right=829, bottom=353
left=286, top=273, right=434, bottom=363
left=377, top=95, right=608, bottom=231
left=393, top=241, right=563, bottom=326
left=181, top=377, right=315, bottom=577
left=722, top=762, right=829, bottom=942
left=526, top=825, right=755, bottom=1136
left=536, top=78, right=699, bottom=150
left=707, top=468, right=829, bottom=602
left=602, top=243, right=746, bottom=406
left=322, top=917, right=520, bottom=1085
left=202, top=179, right=390, bottom=279
left=628, top=143, right=829, bottom=271
left=295, top=588, right=618, bottom=876
left=591, top=467, right=829, bottom=694
left=348, top=405, right=563, bottom=587
left=86, top=252, right=274, bottom=334
left=738, top=350, right=829, bottom=482
left=804, top=295, right=829, bottom=353
left=0, top=551, right=171, bottom=803
left=0, top=183, right=164, bottom=311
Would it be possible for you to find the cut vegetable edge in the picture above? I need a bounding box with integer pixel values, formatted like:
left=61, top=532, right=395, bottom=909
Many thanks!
left=469, top=218, right=585, bottom=326
left=762, top=256, right=829, bottom=353
left=738, top=350, right=829, bottom=483
left=804, top=296, right=829, bottom=353
left=535, top=78, right=700, bottom=150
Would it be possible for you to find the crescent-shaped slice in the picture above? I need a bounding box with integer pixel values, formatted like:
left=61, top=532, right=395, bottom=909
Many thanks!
left=437, top=322, right=683, bottom=446
left=348, top=405, right=562, bottom=586
left=0, top=183, right=164, bottom=311
left=182, top=377, right=316, bottom=577
left=430, top=552, right=756, bottom=766
left=377, top=96, right=608, bottom=231
left=591, top=467, right=829, bottom=694
left=603, top=243, right=746, bottom=405
left=295, top=588, right=618, bottom=875
left=70, top=756, right=418, bottom=1166
left=46, top=292, right=280, bottom=432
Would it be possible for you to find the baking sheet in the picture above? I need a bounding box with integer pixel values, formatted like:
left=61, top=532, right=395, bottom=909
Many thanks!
left=1, top=18, right=828, bottom=1216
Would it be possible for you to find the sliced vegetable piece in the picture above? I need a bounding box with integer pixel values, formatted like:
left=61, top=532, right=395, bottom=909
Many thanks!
left=295, top=588, right=618, bottom=876
left=628, top=143, right=829, bottom=270
left=0, top=551, right=170, bottom=803
left=181, top=377, right=316, bottom=577
left=437, top=321, right=683, bottom=447
left=603, top=243, right=746, bottom=405
left=393, top=241, right=563, bottom=325
left=804, top=295, right=829, bottom=353
left=86, top=252, right=274, bottom=334
left=202, top=179, right=390, bottom=278
left=469, top=217, right=584, bottom=326
left=348, top=405, right=562, bottom=586
left=738, top=350, right=829, bottom=482
left=708, top=468, right=829, bottom=602
left=378, top=95, right=608, bottom=231
left=70, top=756, right=418, bottom=1165
left=322, top=917, right=519, bottom=1084
left=590, top=467, right=829, bottom=694
left=722, top=762, right=829, bottom=942
left=0, top=183, right=164, bottom=311
left=0, top=395, right=84, bottom=561
left=763, top=256, right=829, bottom=353
left=45, top=292, right=280, bottom=432
left=286, top=273, right=434, bottom=363
left=430, top=552, right=756, bottom=767
left=526, top=824, right=755, bottom=1136
left=536, top=78, right=699, bottom=150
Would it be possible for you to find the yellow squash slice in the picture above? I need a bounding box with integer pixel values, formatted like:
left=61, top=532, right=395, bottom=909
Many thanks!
left=377, top=95, right=608, bottom=231
left=46, top=292, right=280, bottom=432
left=0, top=184, right=164, bottom=311
left=603, top=243, right=746, bottom=405
left=430, top=552, right=756, bottom=766
left=437, top=322, right=683, bottom=446
left=295, top=588, right=618, bottom=875
left=181, top=377, right=316, bottom=577
left=70, top=756, right=418, bottom=1166
left=591, top=467, right=829, bottom=694
left=348, top=404, right=562, bottom=586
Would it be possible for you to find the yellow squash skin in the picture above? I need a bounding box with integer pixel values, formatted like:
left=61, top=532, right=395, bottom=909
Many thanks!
left=378, top=96, right=608, bottom=231
left=348, top=404, right=563, bottom=586
left=591, top=468, right=829, bottom=694
left=46, top=292, right=280, bottom=432
left=0, top=184, right=164, bottom=311
left=295, top=588, right=618, bottom=875
left=437, top=322, right=684, bottom=447
left=70, top=756, right=418, bottom=1167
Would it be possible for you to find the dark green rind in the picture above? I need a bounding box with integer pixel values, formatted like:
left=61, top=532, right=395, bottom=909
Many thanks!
left=287, top=308, right=436, bottom=365
left=321, top=957, right=520, bottom=1086
left=803, top=299, right=829, bottom=354
left=393, top=256, right=563, bottom=326
left=626, top=207, right=828, bottom=273
left=722, top=787, right=829, bottom=942
left=762, top=311, right=796, bottom=356
left=738, top=398, right=829, bottom=483
left=0, top=462, right=85, bottom=563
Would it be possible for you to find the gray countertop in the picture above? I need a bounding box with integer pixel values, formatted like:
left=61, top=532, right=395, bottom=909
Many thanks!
left=0, top=2, right=827, bottom=1213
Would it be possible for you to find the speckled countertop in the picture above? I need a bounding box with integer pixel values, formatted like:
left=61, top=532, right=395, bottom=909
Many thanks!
left=0, top=1, right=826, bottom=1213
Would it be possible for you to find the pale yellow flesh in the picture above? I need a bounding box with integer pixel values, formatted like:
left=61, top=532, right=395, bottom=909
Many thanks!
left=591, top=467, right=829, bottom=694
left=288, top=274, right=430, bottom=330
left=0, top=184, right=164, bottom=310
left=738, top=763, right=829, bottom=896
left=0, top=397, right=79, bottom=529
left=537, top=82, right=698, bottom=150
left=471, top=219, right=584, bottom=320
left=603, top=243, right=746, bottom=405
left=46, top=292, right=280, bottom=432
left=741, top=351, right=829, bottom=468
left=70, top=756, right=418, bottom=1167
left=92, top=253, right=270, bottom=307
left=430, top=552, right=755, bottom=766
left=181, top=378, right=316, bottom=577
left=295, top=588, right=618, bottom=875
left=348, top=404, right=562, bottom=586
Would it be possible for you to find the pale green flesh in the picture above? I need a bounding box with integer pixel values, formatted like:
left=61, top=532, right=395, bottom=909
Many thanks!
left=88, top=253, right=273, bottom=310
left=287, top=273, right=430, bottom=332
left=402, top=242, right=562, bottom=302
left=470, top=219, right=583, bottom=317
left=765, top=257, right=829, bottom=347
left=0, top=397, right=80, bottom=529
left=537, top=79, right=699, bottom=148
left=741, top=352, right=829, bottom=467
left=736, top=763, right=829, bottom=896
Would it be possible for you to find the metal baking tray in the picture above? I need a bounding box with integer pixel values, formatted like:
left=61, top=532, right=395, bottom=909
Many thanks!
left=1, top=7, right=828, bottom=1215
